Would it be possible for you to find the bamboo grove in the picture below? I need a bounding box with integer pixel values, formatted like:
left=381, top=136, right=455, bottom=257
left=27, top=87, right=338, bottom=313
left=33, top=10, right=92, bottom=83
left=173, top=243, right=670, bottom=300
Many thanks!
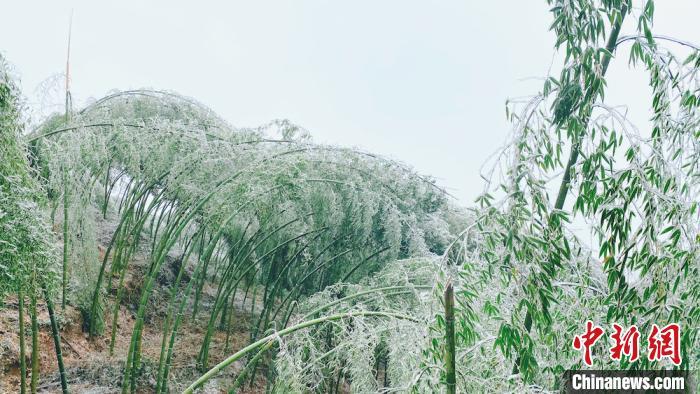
left=1, top=0, right=699, bottom=392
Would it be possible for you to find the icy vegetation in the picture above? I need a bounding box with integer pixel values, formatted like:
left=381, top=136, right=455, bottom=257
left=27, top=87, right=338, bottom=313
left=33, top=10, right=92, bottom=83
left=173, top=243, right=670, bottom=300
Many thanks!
left=25, top=88, right=466, bottom=393
left=1, top=0, right=699, bottom=393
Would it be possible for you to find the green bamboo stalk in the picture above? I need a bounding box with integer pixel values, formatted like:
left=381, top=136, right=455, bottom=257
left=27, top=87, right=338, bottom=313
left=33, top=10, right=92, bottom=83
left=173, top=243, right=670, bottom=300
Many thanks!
left=154, top=213, right=239, bottom=385
left=250, top=282, right=258, bottom=319
left=251, top=229, right=327, bottom=344
left=514, top=2, right=628, bottom=376
left=198, top=228, right=319, bottom=371
left=128, top=200, right=190, bottom=391
left=242, top=267, right=267, bottom=383
left=227, top=340, right=275, bottom=393
left=43, top=284, right=69, bottom=394
left=102, top=161, right=111, bottom=218
left=30, top=284, right=39, bottom=394
left=105, top=218, right=129, bottom=294
left=109, top=195, right=161, bottom=352
left=18, top=285, right=27, bottom=394
left=194, top=197, right=298, bottom=326
left=123, top=202, right=206, bottom=392
left=184, top=311, right=418, bottom=394
left=273, top=248, right=355, bottom=326
left=205, top=207, right=302, bottom=322
left=303, top=285, right=430, bottom=320
left=154, top=238, right=196, bottom=393
left=151, top=199, right=173, bottom=254
left=190, top=238, right=212, bottom=319
left=123, top=150, right=310, bottom=392
left=223, top=293, right=236, bottom=353
left=193, top=211, right=310, bottom=359
left=62, top=176, right=69, bottom=310
left=127, top=201, right=187, bottom=391
left=116, top=177, right=134, bottom=214
left=218, top=293, right=229, bottom=330
left=444, top=283, right=456, bottom=394
left=109, top=188, right=158, bottom=294
left=340, top=246, right=391, bottom=282
left=88, top=179, right=163, bottom=336
left=158, top=261, right=201, bottom=394
left=107, top=262, right=127, bottom=354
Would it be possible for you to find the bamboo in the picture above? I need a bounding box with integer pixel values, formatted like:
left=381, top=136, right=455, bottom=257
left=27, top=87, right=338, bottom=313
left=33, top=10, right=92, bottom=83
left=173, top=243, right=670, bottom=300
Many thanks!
left=18, top=285, right=27, bottom=394
left=198, top=228, right=319, bottom=370
left=251, top=229, right=327, bottom=345
left=194, top=211, right=312, bottom=366
left=183, top=311, right=418, bottom=394
left=340, top=246, right=391, bottom=282
left=514, top=2, right=628, bottom=376
left=109, top=193, right=162, bottom=352
left=102, top=161, right=111, bottom=218
left=88, top=178, right=164, bottom=336
left=123, top=193, right=207, bottom=392
left=303, top=285, right=430, bottom=320
left=62, top=176, right=69, bottom=310
left=228, top=341, right=275, bottom=393
left=274, top=248, right=355, bottom=326
left=444, top=283, right=456, bottom=394
left=44, top=285, right=69, bottom=394
left=154, top=238, right=195, bottom=393
left=30, top=285, right=39, bottom=394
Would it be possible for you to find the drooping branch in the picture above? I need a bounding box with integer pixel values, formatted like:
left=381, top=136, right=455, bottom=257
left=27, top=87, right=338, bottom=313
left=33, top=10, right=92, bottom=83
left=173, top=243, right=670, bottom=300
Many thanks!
left=514, top=1, right=629, bottom=377
left=183, top=311, right=419, bottom=394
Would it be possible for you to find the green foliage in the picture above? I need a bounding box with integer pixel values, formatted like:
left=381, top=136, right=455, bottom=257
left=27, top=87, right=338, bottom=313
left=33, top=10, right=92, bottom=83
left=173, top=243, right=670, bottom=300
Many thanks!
left=3, top=1, right=696, bottom=392
left=273, top=258, right=437, bottom=392
left=24, top=87, right=461, bottom=392
left=552, top=82, right=582, bottom=125
left=0, top=54, right=55, bottom=299
left=460, top=0, right=699, bottom=389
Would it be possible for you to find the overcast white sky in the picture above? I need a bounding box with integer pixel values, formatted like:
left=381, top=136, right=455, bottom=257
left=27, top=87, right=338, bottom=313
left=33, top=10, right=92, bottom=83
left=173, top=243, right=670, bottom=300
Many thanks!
left=2, top=1, right=698, bottom=206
